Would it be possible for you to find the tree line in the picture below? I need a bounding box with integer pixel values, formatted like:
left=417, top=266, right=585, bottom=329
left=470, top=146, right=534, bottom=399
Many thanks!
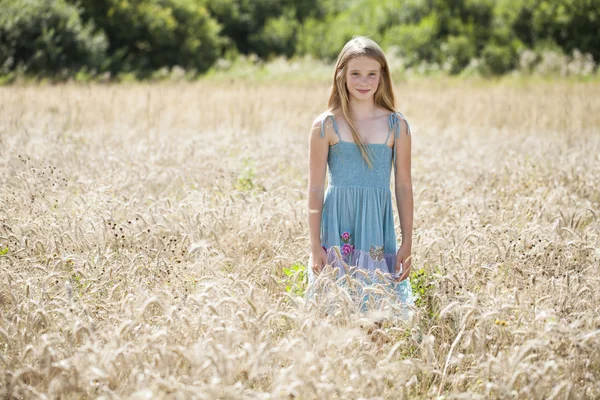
left=1, top=0, right=598, bottom=80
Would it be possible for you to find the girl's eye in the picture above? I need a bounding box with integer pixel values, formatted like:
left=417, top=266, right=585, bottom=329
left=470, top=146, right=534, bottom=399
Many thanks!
left=351, top=73, right=359, bottom=76
left=369, top=73, right=376, bottom=76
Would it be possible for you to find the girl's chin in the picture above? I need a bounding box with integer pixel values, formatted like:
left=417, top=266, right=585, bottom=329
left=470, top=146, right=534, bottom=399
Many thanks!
left=350, top=91, right=374, bottom=100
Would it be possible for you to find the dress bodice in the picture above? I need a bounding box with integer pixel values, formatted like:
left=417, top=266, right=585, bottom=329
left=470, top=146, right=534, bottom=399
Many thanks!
left=327, top=142, right=392, bottom=189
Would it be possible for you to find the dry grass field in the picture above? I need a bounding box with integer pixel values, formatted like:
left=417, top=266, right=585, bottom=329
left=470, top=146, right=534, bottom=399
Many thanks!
left=1, top=79, right=599, bottom=399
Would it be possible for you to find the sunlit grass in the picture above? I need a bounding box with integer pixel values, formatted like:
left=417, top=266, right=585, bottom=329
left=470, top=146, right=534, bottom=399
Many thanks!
left=0, top=79, right=599, bottom=398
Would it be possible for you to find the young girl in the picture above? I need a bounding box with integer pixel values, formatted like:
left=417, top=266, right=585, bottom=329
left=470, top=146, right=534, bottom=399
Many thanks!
left=307, top=36, right=414, bottom=309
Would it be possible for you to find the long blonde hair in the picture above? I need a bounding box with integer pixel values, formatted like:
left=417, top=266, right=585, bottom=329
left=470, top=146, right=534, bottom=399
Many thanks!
left=328, top=36, right=396, bottom=168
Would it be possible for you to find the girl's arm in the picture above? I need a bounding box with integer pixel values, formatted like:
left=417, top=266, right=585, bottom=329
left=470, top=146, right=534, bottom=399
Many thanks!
left=394, top=117, right=414, bottom=280
left=307, top=116, right=329, bottom=259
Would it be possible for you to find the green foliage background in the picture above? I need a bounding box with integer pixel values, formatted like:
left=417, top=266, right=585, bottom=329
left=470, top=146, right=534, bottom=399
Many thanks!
left=1, top=0, right=598, bottom=79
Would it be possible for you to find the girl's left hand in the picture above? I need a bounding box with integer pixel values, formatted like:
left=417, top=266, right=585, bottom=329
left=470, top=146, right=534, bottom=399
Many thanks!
left=395, top=243, right=412, bottom=281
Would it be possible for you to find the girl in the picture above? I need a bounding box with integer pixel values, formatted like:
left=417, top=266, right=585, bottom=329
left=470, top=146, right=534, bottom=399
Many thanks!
left=307, top=36, right=414, bottom=309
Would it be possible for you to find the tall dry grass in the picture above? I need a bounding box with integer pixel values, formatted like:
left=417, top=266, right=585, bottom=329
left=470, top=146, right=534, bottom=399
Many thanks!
left=0, top=79, right=599, bottom=399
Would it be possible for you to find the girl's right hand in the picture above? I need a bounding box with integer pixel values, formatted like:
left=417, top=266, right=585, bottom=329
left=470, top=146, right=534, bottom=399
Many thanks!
left=311, top=246, right=328, bottom=275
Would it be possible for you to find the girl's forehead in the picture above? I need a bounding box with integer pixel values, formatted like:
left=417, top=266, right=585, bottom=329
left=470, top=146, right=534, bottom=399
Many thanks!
left=347, top=56, right=381, bottom=70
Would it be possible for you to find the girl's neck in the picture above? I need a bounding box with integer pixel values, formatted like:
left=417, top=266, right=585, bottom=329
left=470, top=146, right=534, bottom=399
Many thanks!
left=349, top=97, right=378, bottom=120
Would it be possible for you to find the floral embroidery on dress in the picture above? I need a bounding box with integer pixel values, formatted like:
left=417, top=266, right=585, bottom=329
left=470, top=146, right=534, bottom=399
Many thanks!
left=340, top=231, right=355, bottom=256
left=370, top=245, right=384, bottom=261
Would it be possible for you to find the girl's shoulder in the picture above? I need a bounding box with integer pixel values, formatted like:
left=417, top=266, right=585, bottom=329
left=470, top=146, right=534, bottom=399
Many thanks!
left=311, top=110, right=339, bottom=139
left=312, top=110, right=335, bottom=124
left=389, top=110, right=411, bottom=136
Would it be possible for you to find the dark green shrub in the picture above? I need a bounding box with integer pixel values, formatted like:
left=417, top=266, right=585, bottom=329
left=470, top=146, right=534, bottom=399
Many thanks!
left=3, top=0, right=598, bottom=78
left=481, top=42, right=518, bottom=75
left=296, top=15, right=373, bottom=61
left=296, top=0, right=432, bottom=62
left=205, top=0, right=302, bottom=58
left=0, top=0, right=107, bottom=76
left=73, top=0, right=222, bottom=75
left=529, top=0, right=600, bottom=63
left=441, top=35, right=476, bottom=73
left=383, top=14, right=440, bottom=67
left=249, top=13, right=299, bottom=58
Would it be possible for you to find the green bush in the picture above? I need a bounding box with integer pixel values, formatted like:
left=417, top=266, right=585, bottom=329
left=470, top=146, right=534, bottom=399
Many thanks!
left=73, top=0, right=222, bottom=75
left=0, top=0, right=107, bottom=76
left=481, top=44, right=509, bottom=75
left=529, top=0, right=600, bottom=63
left=441, top=35, right=476, bottom=73
left=383, top=14, right=439, bottom=67
left=249, top=12, right=299, bottom=58
left=205, top=0, right=321, bottom=58
left=295, top=17, right=335, bottom=60
left=481, top=42, right=521, bottom=75
left=296, top=16, right=373, bottom=61
left=2, top=0, right=598, bottom=79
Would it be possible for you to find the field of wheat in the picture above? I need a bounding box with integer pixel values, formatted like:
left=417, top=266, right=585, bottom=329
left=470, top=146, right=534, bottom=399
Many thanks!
left=0, top=78, right=599, bottom=399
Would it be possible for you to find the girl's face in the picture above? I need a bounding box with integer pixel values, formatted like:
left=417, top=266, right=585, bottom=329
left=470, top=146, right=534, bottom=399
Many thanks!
left=345, top=56, right=382, bottom=100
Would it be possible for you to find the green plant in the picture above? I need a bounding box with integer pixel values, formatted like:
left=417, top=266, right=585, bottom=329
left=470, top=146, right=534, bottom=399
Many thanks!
left=410, top=267, right=434, bottom=311
left=481, top=42, right=519, bottom=75
left=441, top=35, right=476, bottom=74
left=0, top=0, right=108, bottom=76
left=73, top=0, right=222, bottom=76
left=235, top=159, right=256, bottom=191
left=282, top=262, right=307, bottom=297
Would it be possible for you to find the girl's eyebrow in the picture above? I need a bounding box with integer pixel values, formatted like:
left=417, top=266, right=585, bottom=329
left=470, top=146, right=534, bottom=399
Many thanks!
left=349, top=69, right=379, bottom=72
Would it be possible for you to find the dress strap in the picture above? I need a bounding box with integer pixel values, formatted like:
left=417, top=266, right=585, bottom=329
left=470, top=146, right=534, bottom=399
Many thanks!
left=388, top=112, right=411, bottom=137
left=389, top=112, right=411, bottom=172
left=320, top=114, right=341, bottom=139
left=384, top=116, right=394, bottom=144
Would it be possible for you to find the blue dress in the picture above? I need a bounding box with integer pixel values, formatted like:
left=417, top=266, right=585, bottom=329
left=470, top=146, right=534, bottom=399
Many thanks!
left=307, top=112, right=414, bottom=311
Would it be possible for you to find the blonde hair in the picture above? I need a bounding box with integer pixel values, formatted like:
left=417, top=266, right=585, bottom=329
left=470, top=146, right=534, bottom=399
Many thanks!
left=328, top=36, right=396, bottom=168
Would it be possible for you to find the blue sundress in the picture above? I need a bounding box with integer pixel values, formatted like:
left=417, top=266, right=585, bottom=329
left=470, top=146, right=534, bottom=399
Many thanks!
left=307, top=112, right=415, bottom=311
